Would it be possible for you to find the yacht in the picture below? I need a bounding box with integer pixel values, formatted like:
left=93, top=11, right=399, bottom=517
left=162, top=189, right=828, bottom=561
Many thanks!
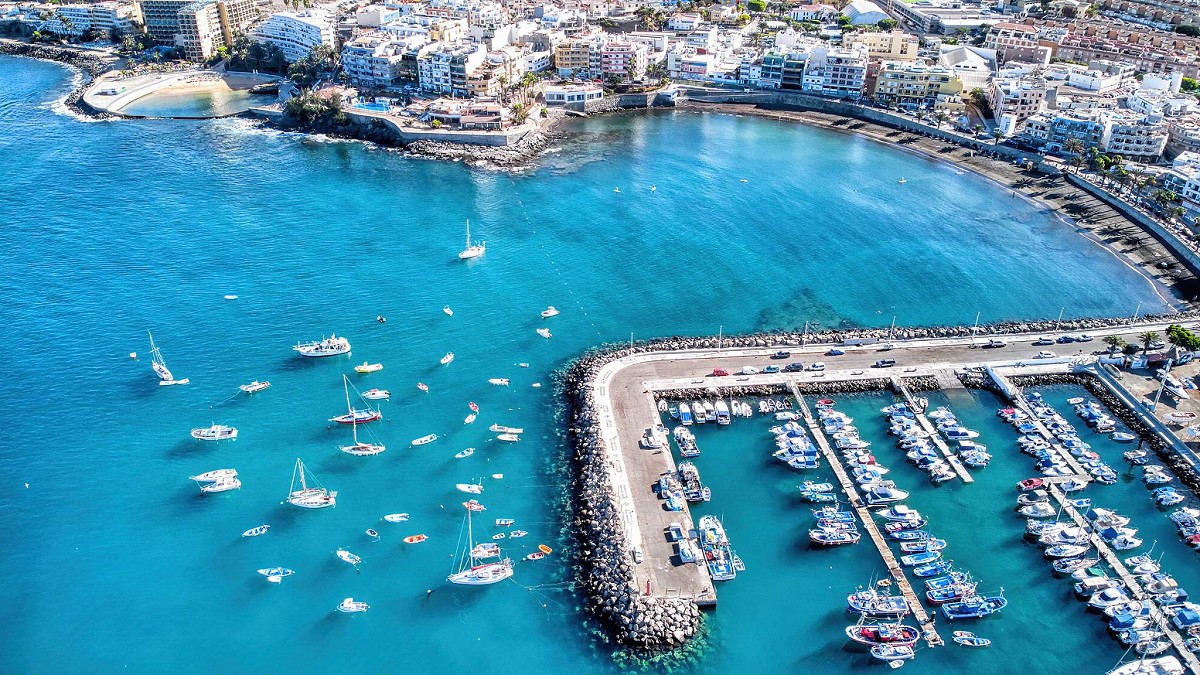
left=541, top=306, right=559, bottom=318
left=190, top=468, right=237, bottom=483
left=354, top=361, right=383, bottom=374
left=190, top=424, right=238, bottom=442
left=293, top=334, right=351, bottom=358
left=865, top=487, right=910, bottom=506
left=200, top=478, right=241, bottom=493
left=239, top=380, right=270, bottom=394
left=286, top=458, right=336, bottom=509
left=448, top=503, right=513, bottom=585
left=458, top=219, right=485, bottom=260
left=336, top=598, right=369, bottom=613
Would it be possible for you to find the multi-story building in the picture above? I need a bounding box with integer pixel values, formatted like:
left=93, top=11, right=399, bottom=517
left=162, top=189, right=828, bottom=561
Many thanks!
left=554, top=36, right=594, bottom=77
left=802, top=46, right=868, bottom=98
left=544, top=83, right=604, bottom=105
left=844, top=30, right=920, bottom=62
left=1168, top=114, right=1200, bottom=158
left=248, top=9, right=334, bottom=63
left=138, top=0, right=192, bottom=46
left=418, top=42, right=485, bottom=96
left=1065, top=59, right=1137, bottom=93
left=873, top=60, right=961, bottom=108
left=174, top=0, right=255, bottom=61
left=342, top=34, right=431, bottom=88
left=1021, top=109, right=1168, bottom=160
left=937, top=44, right=996, bottom=91
left=988, top=75, right=1047, bottom=133
left=38, top=2, right=136, bottom=38
left=787, top=3, right=837, bottom=22
left=599, top=41, right=647, bottom=81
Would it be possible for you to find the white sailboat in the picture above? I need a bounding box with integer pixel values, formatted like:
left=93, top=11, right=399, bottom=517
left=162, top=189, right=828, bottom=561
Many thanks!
left=286, top=458, right=337, bottom=508
left=339, top=376, right=385, bottom=456
left=448, top=502, right=513, bottom=586
left=148, top=331, right=188, bottom=385
left=458, top=219, right=486, bottom=260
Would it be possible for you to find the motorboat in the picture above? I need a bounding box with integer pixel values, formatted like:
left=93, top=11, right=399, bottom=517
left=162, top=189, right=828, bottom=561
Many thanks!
left=870, top=644, right=915, bottom=664
left=456, top=483, right=484, bottom=494
left=489, top=424, right=524, bottom=434
left=239, top=380, right=270, bottom=394
left=404, top=534, right=429, bottom=543
left=926, top=572, right=969, bottom=590
left=810, top=528, right=861, bottom=546
left=927, top=582, right=976, bottom=605
left=1165, top=412, right=1198, bottom=426
left=1107, top=656, right=1184, bottom=674
left=891, top=530, right=928, bottom=542
left=336, top=549, right=361, bottom=566
left=455, top=448, right=475, bottom=459
left=443, top=305, right=453, bottom=316
left=1090, top=587, right=1131, bottom=611
left=865, top=487, right=910, bottom=506
left=1020, top=503, right=1057, bottom=518
left=847, top=589, right=910, bottom=618
left=411, top=434, right=438, bottom=446
left=488, top=378, right=510, bottom=386
left=900, top=538, right=947, bottom=553
left=509, top=530, right=528, bottom=538
left=1017, top=478, right=1044, bottom=491
left=913, top=561, right=954, bottom=578
left=953, top=632, right=991, bottom=647
left=537, top=328, right=552, bottom=339
left=1110, top=432, right=1137, bottom=443
left=189, top=468, right=237, bottom=483
left=354, top=361, right=382, bottom=374
left=844, top=622, right=920, bottom=647
left=362, top=388, right=390, bottom=400
left=383, top=513, right=409, bottom=523
left=1046, top=544, right=1089, bottom=559
left=526, top=551, right=547, bottom=561
left=1155, top=487, right=1185, bottom=507
left=699, top=515, right=736, bottom=581
left=191, top=424, right=238, bottom=442
left=541, top=306, right=559, bottom=318
left=336, top=598, right=369, bottom=613
left=242, top=524, right=270, bottom=537
left=464, top=413, right=477, bottom=425
left=458, top=219, right=485, bottom=260
left=495, top=518, right=515, bottom=527
left=941, top=594, right=1007, bottom=620
left=901, top=551, right=941, bottom=566
left=497, top=434, right=520, bottom=442
left=257, top=567, right=294, bottom=583
left=286, top=458, right=337, bottom=509
left=293, top=334, right=351, bottom=358
left=440, top=352, right=455, bottom=365
left=471, top=543, right=501, bottom=558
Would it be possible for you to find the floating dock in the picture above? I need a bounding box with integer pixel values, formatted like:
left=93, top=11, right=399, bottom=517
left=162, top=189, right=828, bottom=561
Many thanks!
left=791, top=382, right=943, bottom=648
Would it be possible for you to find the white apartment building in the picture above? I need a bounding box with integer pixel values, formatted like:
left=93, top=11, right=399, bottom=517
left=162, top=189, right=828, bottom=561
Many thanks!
left=248, top=9, right=334, bottom=63
left=599, top=41, right=648, bottom=80
left=544, top=83, right=603, bottom=105
left=38, top=2, right=134, bottom=37
left=802, top=46, right=868, bottom=98
left=341, top=33, right=429, bottom=88
left=417, top=42, right=485, bottom=96
left=1022, top=109, right=1168, bottom=160
left=988, top=75, right=1046, bottom=133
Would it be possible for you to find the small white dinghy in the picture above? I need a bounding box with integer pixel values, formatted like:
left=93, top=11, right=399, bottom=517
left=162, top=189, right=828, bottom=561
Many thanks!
left=440, top=352, right=454, bottom=365
left=455, top=447, right=475, bottom=459
left=336, top=598, right=369, bottom=613
left=382, top=513, right=409, bottom=523
left=497, top=434, right=520, bottom=443
left=354, top=362, right=383, bottom=374
left=362, top=388, right=390, bottom=400
left=242, top=524, right=270, bottom=538
left=239, top=380, right=270, bottom=394
left=537, top=328, right=552, bottom=339
left=336, top=549, right=361, bottom=566
left=412, top=434, right=438, bottom=446
left=488, top=378, right=510, bottom=386
left=443, top=306, right=453, bottom=316
left=456, top=483, right=484, bottom=494
left=464, top=413, right=477, bottom=425
left=541, top=306, right=559, bottom=318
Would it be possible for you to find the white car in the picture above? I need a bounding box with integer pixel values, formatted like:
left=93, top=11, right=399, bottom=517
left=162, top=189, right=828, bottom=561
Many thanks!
left=1036, top=350, right=1057, bottom=359
left=808, top=362, right=826, bottom=371
left=740, top=366, right=759, bottom=375
left=1034, top=337, right=1054, bottom=346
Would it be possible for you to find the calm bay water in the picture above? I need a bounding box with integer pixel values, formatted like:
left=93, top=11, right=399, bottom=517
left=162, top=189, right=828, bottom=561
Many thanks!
left=0, top=55, right=1180, bottom=673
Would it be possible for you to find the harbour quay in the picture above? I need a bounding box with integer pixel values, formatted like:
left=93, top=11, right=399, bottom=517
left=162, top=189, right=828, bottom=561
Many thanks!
left=564, top=318, right=1200, bottom=661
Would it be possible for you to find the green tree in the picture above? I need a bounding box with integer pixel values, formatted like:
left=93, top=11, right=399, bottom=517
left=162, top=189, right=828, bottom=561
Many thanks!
left=1176, top=24, right=1200, bottom=37
left=747, top=0, right=766, bottom=11
left=1140, top=331, right=1161, bottom=354
left=1183, top=77, right=1199, bottom=92
left=1103, top=335, right=1126, bottom=354
left=1063, top=138, right=1084, bottom=156
left=1168, top=324, right=1200, bottom=351
left=878, top=18, right=898, bottom=30
left=991, top=128, right=1005, bottom=145
left=933, top=110, right=949, bottom=128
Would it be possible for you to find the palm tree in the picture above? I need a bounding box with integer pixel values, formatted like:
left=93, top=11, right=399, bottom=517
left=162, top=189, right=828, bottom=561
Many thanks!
left=1063, top=138, right=1084, bottom=157
left=1140, top=331, right=1161, bottom=354
left=992, top=128, right=1004, bottom=145
left=933, top=110, right=949, bottom=128
left=1103, top=335, right=1126, bottom=354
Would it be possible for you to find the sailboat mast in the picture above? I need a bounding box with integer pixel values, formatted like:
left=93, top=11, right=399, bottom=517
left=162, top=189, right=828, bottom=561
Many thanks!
left=465, top=219, right=471, bottom=248
left=298, top=459, right=308, bottom=491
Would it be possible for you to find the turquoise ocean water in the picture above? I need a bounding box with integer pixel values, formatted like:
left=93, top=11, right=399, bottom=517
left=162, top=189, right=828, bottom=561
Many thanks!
left=0, top=55, right=1182, bottom=673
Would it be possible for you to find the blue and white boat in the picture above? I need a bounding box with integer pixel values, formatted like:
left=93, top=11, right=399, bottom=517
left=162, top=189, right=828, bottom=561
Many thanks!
left=901, top=551, right=942, bottom=566
left=699, top=515, right=736, bottom=581
left=941, top=593, right=1007, bottom=620
left=679, top=403, right=693, bottom=426
left=847, top=589, right=910, bottom=618
left=927, top=581, right=976, bottom=605
left=813, top=506, right=856, bottom=522
left=925, top=572, right=968, bottom=590
left=810, top=528, right=861, bottom=546
left=890, top=529, right=928, bottom=541
left=913, top=561, right=953, bottom=578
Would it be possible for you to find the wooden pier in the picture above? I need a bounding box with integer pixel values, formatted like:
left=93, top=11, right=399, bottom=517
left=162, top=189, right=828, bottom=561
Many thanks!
left=990, top=370, right=1092, bottom=481
left=1047, top=486, right=1200, bottom=673
left=889, top=376, right=974, bottom=484
left=790, top=381, right=944, bottom=648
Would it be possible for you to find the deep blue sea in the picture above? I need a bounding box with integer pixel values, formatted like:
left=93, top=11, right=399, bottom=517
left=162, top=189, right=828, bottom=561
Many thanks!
left=0, top=55, right=1181, bottom=673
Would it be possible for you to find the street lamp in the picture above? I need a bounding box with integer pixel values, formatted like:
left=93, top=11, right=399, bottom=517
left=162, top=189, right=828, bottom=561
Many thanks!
left=971, top=311, right=981, bottom=347
left=1054, top=307, right=1065, bottom=334
left=1148, top=358, right=1174, bottom=413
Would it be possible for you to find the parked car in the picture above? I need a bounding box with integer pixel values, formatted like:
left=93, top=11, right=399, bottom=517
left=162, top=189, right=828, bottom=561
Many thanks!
left=771, top=350, right=791, bottom=359
left=1056, top=335, right=1075, bottom=344
left=741, top=366, right=760, bottom=375
left=784, top=362, right=805, bottom=372
left=763, top=365, right=781, bottom=373
left=712, top=368, right=730, bottom=377
left=1034, top=337, right=1054, bottom=346
left=1075, top=334, right=1094, bottom=342
left=827, top=348, right=846, bottom=356
left=807, top=362, right=826, bottom=371
left=986, top=339, right=1007, bottom=348
left=1149, top=341, right=1166, bottom=350
left=1036, top=350, right=1057, bottom=359
left=878, top=343, right=895, bottom=351
left=874, top=359, right=897, bottom=368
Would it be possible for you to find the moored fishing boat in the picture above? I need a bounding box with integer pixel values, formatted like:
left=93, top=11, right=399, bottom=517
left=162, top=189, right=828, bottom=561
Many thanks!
left=847, top=588, right=910, bottom=618
left=354, top=361, right=382, bottom=373
left=699, top=515, right=737, bottom=581
left=870, top=644, right=915, bottom=664
left=336, top=598, right=369, bottom=613
left=941, top=593, right=1007, bottom=620
left=411, top=434, right=438, bottom=446
left=844, top=622, right=920, bottom=647
left=362, top=388, right=390, bottom=400
left=952, top=631, right=991, bottom=647
left=455, top=447, right=475, bottom=459
left=239, top=380, right=270, bottom=394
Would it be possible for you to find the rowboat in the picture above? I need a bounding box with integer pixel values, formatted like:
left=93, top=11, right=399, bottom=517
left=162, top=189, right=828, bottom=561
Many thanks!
left=383, top=513, right=409, bottom=523
left=403, top=534, right=428, bottom=544
left=455, top=447, right=475, bottom=459
left=412, top=434, right=437, bottom=446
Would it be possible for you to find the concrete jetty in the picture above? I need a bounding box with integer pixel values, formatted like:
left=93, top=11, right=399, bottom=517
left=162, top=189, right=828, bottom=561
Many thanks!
left=889, top=376, right=974, bottom=484
left=792, top=383, right=943, bottom=648
left=989, top=368, right=1093, bottom=481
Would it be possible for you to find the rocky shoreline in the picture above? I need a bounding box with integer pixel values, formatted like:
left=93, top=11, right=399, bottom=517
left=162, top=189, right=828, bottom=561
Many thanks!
left=0, top=40, right=117, bottom=118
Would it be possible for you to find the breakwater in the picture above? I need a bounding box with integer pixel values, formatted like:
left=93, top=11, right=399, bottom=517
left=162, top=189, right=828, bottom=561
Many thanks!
left=564, top=353, right=703, bottom=651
